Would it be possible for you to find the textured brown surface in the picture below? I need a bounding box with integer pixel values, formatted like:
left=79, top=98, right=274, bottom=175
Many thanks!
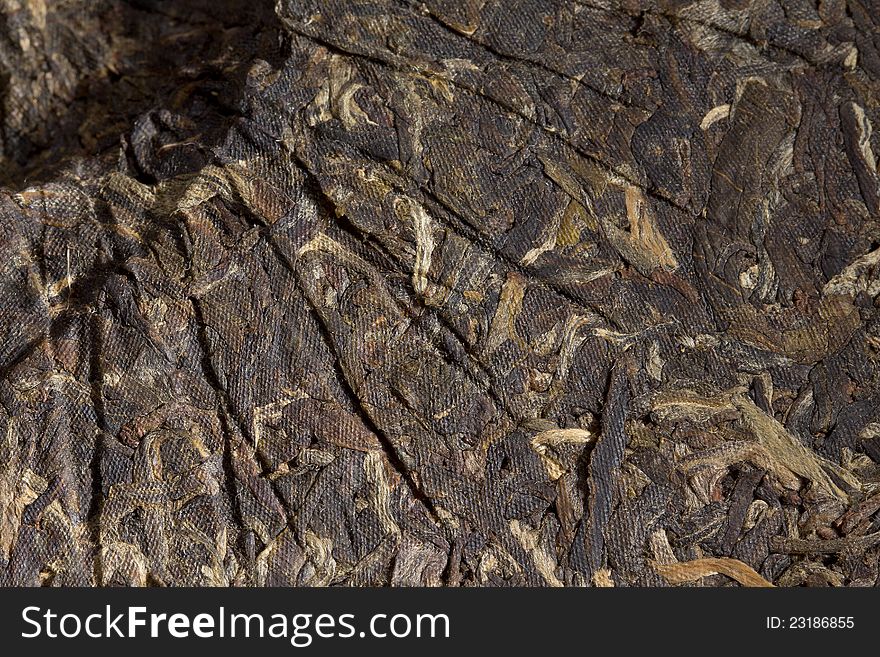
left=1, top=0, right=879, bottom=587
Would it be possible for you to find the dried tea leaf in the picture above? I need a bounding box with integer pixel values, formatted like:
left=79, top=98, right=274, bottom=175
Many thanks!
left=651, top=558, right=774, bottom=588
left=1, top=0, right=879, bottom=589
left=530, top=428, right=595, bottom=481
left=735, top=395, right=856, bottom=501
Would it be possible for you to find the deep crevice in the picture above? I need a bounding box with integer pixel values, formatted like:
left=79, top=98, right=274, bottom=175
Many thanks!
left=288, top=264, right=447, bottom=530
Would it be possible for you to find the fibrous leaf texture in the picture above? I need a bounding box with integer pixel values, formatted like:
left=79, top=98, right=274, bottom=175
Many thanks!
left=1, top=0, right=880, bottom=587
